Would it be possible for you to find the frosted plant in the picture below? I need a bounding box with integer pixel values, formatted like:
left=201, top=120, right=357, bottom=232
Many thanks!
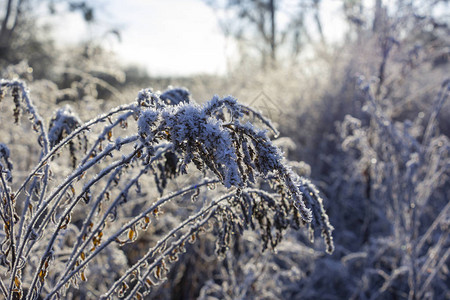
left=332, top=78, right=449, bottom=300
left=0, top=144, right=13, bottom=182
left=0, top=79, right=333, bottom=299
left=48, top=106, right=86, bottom=169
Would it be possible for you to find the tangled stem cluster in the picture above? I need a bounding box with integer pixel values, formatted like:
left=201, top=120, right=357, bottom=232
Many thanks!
left=0, top=79, right=333, bottom=299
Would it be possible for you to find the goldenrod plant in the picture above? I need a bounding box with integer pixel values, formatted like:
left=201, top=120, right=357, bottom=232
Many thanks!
left=0, top=79, right=333, bottom=299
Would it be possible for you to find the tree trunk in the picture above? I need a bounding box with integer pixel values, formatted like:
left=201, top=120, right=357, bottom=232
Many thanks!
left=269, top=0, right=276, bottom=66
left=0, top=0, right=24, bottom=60
left=373, top=0, right=383, bottom=33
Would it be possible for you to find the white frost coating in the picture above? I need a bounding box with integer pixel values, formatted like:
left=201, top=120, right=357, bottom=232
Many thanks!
left=0, top=143, right=10, bottom=159
left=160, top=87, right=190, bottom=105
left=137, top=88, right=329, bottom=226
left=48, top=105, right=82, bottom=148
left=137, top=109, right=159, bottom=143
left=0, top=143, right=13, bottom=181
left=138, top=95, right=242, bottom=188
left=0, top=80, right=336, bottom=300
left=135, top=90, right=312, bottom=220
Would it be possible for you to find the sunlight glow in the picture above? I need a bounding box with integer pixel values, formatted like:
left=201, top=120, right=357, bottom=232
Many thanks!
left=107, top=0, right=228, bottom=76
left=47, top=0, right=351, bottom=76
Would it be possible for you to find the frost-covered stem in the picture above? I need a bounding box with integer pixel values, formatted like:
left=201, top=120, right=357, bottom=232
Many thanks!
left=124, top=208, right=220, bottom=300
left=4, top=79, right=53, bottom=219
left=61, top=143, right=170, bottom=277
left=227, top=122, right=312, bottom=222
left=1, top=172, right=17, bottom=300
left=405, top=167, right=419, bottom=300
left=126, top=213, right=216, bottom=300
left=420, top=231, right=448, bottom=277
left=17, top=156, right=52, bottom=247
left=26, top=139, right=140, bottom=298
left=408, top=203, right=419, bottom=300
left=14, top=103, right=136, bottom=198
left=66, top=166, right=124, bottom=264
left=238, top=103, right=279, bottom=137
left=2, top=80, right=52, bottom=296
left=0, top=170, right=9, bottom=226
left=418, top=247, right=450, bottom=298
left=19, top=187, right=73, bottom=287
left=0, top=204, right=6, bottom=233
left=42, top=134, right=137, bottom=220
left=26, top=186, right=71, bottom=260
left=103, top=191, right=233, bottom=300
left=298, top=179, right=334, bottom=254
left=15, top=136, right=139, bottom=294
left=17, top=175, right=39, bottom=243
left=39, top=136, right=139, bottom=240
left=13, top=79, right=52, bottom=205
left=17, top=166, right=54, bottom=262
left=79, top=111, right=135, bottom=166
left=47, top=178, right=220, bottom=299
left=4, top=80, right=50, bottom=154
left=422, top=81, right=449, bottom=148
left=417, top=201, right=450, bottom=251
left=36, top=164, right=50, bottom=207
left=363, top=85, right=418, bottom=155
left=0, top=277, right=7, bottom=299
left=44, top=146, right=141, bottom=258
left=15, top=155, right=51, bottom=279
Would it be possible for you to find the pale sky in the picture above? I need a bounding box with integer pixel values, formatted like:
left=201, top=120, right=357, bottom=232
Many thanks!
left=47, top=0, right=349, bottom=76
left=106, top=0, right=229, bottom=76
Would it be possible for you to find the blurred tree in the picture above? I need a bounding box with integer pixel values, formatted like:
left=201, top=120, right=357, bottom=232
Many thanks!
left=0, top=0, right=34, bottom=63
left=206, top=0, right=325, bottom=70
left=0, top=0, right=19, bottom=59
left=0, top=0, right=96, bottom=78
left=217, top=0, right=278, bottom=69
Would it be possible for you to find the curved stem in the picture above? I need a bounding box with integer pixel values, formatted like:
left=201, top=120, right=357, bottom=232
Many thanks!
left=0, top=172, right=18, bottom=300
left=45, top=178, right=219, bottom=299
left=122, top=193, right=233, bottom=300
left=14, top=103, right=136, bottom=198
left=25, top=140, right=140, bottom=298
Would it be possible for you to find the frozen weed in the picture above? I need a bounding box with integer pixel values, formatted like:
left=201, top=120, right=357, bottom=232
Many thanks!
left=0, top=79, right=333, bottom=299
